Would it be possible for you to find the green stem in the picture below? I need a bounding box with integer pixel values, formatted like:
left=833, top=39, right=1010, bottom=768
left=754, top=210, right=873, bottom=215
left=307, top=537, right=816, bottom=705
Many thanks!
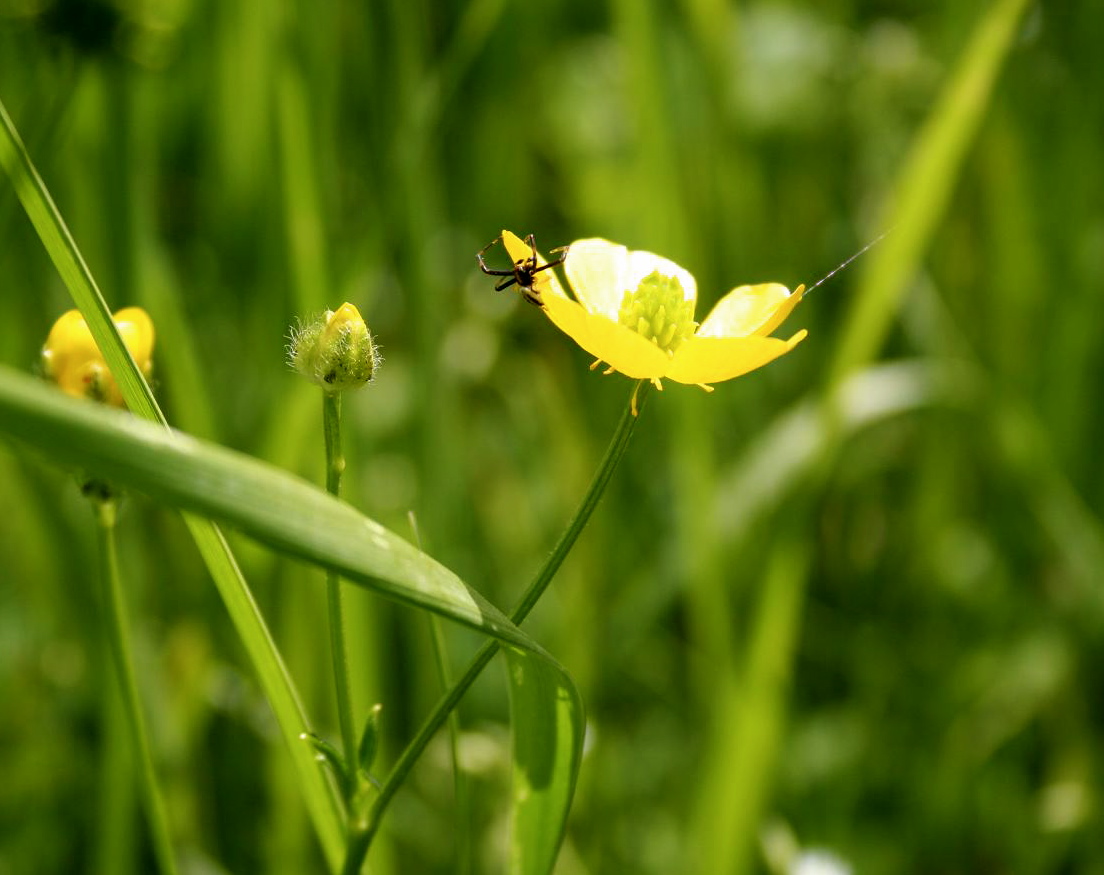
left=94, top=662, right=135, bottom=875
left=341, top=380, right=651, bottom=874
left=93, top=496, right=179, bottom=875
left=324, top=391, right=358, bottom=798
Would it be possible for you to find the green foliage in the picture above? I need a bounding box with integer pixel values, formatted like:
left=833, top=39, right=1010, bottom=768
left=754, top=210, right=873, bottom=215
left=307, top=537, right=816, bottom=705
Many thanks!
left=2, top=0, right=1102, bottom=873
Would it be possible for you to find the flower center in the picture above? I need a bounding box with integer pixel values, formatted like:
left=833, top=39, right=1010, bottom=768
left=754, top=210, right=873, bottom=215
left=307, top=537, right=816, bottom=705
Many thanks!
left=617, top=270, right=697, bottom=353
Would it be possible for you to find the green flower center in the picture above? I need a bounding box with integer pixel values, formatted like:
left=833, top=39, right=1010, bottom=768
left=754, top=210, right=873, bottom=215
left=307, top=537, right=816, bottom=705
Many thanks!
left=617, top=270, right=697, bottom=353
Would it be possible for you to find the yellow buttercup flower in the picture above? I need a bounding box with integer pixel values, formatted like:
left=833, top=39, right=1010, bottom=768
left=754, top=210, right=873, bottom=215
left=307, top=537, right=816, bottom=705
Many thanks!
left=41, top=307, right=155, bottom=407
left=501, top=231, right=807, bottom=407
left=287, top=302, right=380, bottom=392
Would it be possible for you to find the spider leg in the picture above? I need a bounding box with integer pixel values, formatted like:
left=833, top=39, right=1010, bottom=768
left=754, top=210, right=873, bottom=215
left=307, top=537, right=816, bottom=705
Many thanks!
left=494, top=276, right=519, bottom=291
left=478, top=235, right=503, bottom=256
left=544, top=244, right=570, bottom=269
left=477, top=236, right=507, bottom=275
left=523, top=234, right=538, bottom=261
left=533, top=248, right=568, bottom=276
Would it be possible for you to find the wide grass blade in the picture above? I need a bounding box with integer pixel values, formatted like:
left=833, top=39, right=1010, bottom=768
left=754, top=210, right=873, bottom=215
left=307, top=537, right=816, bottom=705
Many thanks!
left=0, top=368, right=553, bottom=654
left=693, top=537, right=809, bottom=874
left=0, top=366, right=586, bottom=869
left=506, top=649, right=584, bottom=875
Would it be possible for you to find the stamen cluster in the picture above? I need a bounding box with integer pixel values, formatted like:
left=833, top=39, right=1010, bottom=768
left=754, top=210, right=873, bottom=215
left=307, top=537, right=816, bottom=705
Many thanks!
left=617, top=271, right=698, bottom=354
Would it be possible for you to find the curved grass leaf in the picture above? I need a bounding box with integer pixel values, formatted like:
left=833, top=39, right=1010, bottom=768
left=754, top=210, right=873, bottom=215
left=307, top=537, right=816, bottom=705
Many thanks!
left=0, top=367, right=553, bottom=655
left=829, top=0, right=1034, bottom=385
left=0, top=364, right=586, bottom=872
left=0, top=96, right=344, bottom=870
left=1, top=92, right=584, bottom=875
left=506, top=649, right=584, bottom=875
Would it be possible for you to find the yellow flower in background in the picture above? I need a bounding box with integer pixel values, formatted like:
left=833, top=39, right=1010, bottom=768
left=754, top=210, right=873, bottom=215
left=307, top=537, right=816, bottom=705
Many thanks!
left=41, top=307, right=155, bottom=407
left=501, top=231, right=807, bottom=402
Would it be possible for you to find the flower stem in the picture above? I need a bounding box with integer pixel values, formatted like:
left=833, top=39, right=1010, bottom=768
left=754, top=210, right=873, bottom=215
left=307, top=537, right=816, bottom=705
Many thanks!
left=94, top=679, right=134, bottom=875
left=341, top=380, right=651, bottom=873
left=323, top=391, right=358, bottom=797
left=93, top=495, right=179, bottom=875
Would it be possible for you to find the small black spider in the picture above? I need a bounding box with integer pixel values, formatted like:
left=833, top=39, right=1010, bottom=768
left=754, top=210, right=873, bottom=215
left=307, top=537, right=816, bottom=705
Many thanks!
left=477, top=233, right=568, bottom=306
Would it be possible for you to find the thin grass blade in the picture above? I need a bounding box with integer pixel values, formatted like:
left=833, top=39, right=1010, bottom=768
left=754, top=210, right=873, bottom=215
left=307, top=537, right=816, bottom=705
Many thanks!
left=829, top=0, right=1034, bottom=385
left=0, top=97, right=346, bottom=868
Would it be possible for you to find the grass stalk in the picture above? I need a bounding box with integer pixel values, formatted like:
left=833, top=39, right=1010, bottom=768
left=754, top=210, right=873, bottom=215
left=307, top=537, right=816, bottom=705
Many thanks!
left=93, top=495, right=179, bottom=875
left=0, top=95, right=345, bottom=869
left=94, top=676, right=135, bottom=875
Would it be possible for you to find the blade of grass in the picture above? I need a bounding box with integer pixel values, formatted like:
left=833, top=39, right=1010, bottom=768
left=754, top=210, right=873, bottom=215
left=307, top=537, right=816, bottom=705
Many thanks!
left=0, top=363, right=586, bottom=874
left=692, top=535, right=809, bottom=874
left=0, top=97, right=346, bottom=869
left=429, top=614, right=471, bottom=875
left=276, top=62, right=330, bottom=318
left=0, top=367, right=562, bottom=655
left=0, top=98, right=156, bottom=420
left=694, top=2, right=1034, bottom=869
left=2, top=90, right=586, bottom=875
left=714, top=360, right=951, bottom=541
left=506, top=648, right=584, bottom=875
left=827, top=0, right=1034, bottom=387
left=93, top=497, right=179, bottom=875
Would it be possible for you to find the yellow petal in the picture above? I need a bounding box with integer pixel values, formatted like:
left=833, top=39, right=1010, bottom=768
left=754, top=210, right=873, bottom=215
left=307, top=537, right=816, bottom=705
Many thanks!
left=41, top=307, right=155, bottom=404
left=753, top=283, right=805, bottom=337
left=563, top=238, right=631, bottom=318
left=113, top=306, right=156, bottom=373
left=695, top=283, right=803, bottom=338
left=542, top=293, right=670, bottom=379
left=58, top=360, right=108, bottom=401
left=665, top=329, right=808, bottom=385
left=625, top=249, right=697, bottom=309
left=501, top=229, right=526, bottom=257
left=564, top=239, right=698, bottom=318
left=42, top=310, right=100, bottom=380
left=328, top=302, right=364, bottom=327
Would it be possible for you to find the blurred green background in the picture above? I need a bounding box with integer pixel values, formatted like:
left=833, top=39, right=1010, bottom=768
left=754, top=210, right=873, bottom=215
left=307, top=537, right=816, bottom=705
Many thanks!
left=2, top=0, right=1102, bottom=872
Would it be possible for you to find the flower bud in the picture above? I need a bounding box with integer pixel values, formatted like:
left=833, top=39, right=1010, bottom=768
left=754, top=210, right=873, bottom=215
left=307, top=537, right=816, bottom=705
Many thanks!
left=288, top=303, right=379, bottom=392
left=41, top=307, right=155, bottom=407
